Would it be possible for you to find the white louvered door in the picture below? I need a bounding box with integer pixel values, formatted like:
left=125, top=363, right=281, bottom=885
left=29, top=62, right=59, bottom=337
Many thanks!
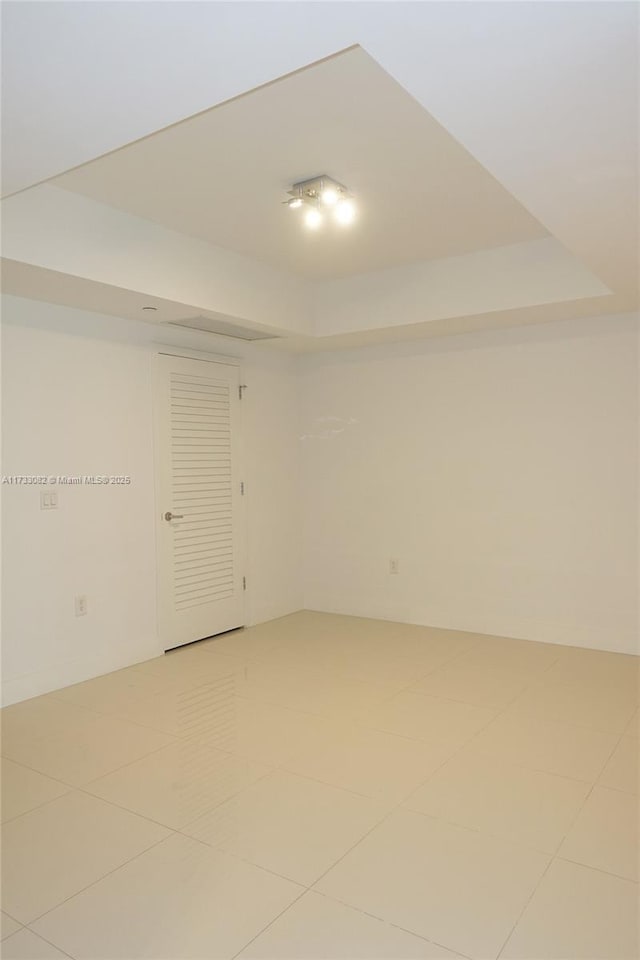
left=154, top=353, right=244, bottom=650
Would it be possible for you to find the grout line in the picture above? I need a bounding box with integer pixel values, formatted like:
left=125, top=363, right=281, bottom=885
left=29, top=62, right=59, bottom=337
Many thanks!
left=274, top=764, right=397, bottom=803
left=548, top=721, right=633, bottom=867
left=302, top=778, right=420, bottom=894
left=592, top=781, right=639, bottom=797
left=401, top=804, right=568, bottom=860
left=63, top=735, right=180, bottom=789
left=26, top=831, right=176, bottom=927
left=0, top=754, right=82, bottom=790
left=0, top=761, right=76, bottom=826
left=0, top=909, right=23, bottom=928
left=78, top=747, right=277, bottom=835
left=495, top=717, right=634, bottom=959
left=177, top=828, right=310, bottom=889
left=388, top=673, right=525, bottom=806
left=386, top=919, right=474, bottom=959
left=73, top=785, right=184, bottom=834
left=1, top=755, right=187, bottom=838
left=79, top=736, right=227, bottom=790
left=554, top=854, right=638, bottom=885
left=20, top=926, right=76, bottom=959
left=495, top=854, right=556, bottom=960
left=229, top=886, right=309, bottom=960
left=403, top=640, right=617, bottom=812
left=313, top=887, right=475, bottom=959
left=313, top=889, right=403, bottom=924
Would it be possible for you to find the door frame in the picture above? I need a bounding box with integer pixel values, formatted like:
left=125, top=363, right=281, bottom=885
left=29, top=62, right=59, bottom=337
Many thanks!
left=151, top=346, right=248, bottom=652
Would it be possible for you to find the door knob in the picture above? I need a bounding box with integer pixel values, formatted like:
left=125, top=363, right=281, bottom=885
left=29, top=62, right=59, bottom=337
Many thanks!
left=164, top=511, right=184, bottom=521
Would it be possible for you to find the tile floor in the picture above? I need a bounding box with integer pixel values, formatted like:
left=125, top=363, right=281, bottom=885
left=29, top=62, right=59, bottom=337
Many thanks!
left=1, top=611, right=638, bottom=959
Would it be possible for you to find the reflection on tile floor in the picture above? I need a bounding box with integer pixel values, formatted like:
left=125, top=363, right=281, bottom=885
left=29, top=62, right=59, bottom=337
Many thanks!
left=1, top=611, right=638, bottom=959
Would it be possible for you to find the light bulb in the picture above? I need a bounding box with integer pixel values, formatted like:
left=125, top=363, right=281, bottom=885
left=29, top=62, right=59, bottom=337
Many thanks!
left=320, top=187, right=339, bottom=206
left=304, top=207, right=323, bottom=229
left=288, top=197, right=303, bottom=209
left=334, top=198, right=356, bottom=225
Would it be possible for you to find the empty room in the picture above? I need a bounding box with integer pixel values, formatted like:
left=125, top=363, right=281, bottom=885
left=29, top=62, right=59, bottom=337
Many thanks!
left=1, top=2, right=638, bottom=959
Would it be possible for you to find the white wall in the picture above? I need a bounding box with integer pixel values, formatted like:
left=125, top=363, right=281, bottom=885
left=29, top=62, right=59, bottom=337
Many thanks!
left=2, top=296, right=637, bottom=707
left=1, top=295, right=302, bottom=705
left=300, top=314, right=639, bottom=653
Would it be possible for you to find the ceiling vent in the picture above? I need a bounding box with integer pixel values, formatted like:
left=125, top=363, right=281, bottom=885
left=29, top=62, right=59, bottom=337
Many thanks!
left=168, top=316, right=279, bottom=341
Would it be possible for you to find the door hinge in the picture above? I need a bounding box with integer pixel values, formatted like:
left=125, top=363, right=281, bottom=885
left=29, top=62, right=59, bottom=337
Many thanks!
left=240, top=481, right=245, bottom=496
left=242, top=576, right=247, bottom=591
left=239, top=384, right=247, bottom=400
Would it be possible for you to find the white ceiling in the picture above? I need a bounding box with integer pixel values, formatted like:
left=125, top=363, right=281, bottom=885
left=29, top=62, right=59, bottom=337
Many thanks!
left=1, top=257, right=615, bottom=356
left=52, top=47, right=546, bottom=281
left=1, top=2, right=637, bottom=348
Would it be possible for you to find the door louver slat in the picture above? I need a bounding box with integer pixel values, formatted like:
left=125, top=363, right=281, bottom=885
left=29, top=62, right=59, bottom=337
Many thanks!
left=168, top=373, right=235, bottom=609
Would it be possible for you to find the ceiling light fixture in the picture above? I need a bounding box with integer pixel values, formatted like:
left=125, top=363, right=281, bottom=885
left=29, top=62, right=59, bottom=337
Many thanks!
left=334, top=198, right=356, bottom=225
left=320, top=186, right=339, bottom=206
left=284, top=175, right=356, bottom=230
left=304, top=207, right=323, bottom=230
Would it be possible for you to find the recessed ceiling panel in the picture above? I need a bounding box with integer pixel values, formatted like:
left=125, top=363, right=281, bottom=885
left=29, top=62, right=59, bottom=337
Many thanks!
left=53, top=47, right=547, bottom=280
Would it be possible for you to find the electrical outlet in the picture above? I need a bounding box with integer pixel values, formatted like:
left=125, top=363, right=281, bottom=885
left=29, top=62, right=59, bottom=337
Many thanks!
left=75, top=595, right=88, bottom=617
left=389, top=558, right=399, bottom=575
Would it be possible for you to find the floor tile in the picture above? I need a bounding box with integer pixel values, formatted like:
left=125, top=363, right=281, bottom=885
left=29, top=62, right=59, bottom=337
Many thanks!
left=501, top=858, right=639, bottom=959
left=1, top=913, right=22, bottom=941
left=284, top=675, right=396, bottom=722
left=33, top=833, right=302, bottom=960
left=286, top=727, right=457, bottom=804
left=625, top=707, right=639, bottom=737
left=508, top=677, right=637, bottom=734
left=470, top=712, right=618, bottom=782
left=2, top=700, right=175, bottom=787
left=246, top=643, right=333, bottom=677
left=87, top=739, right=269, bottom=829
left=316, top=809, right=549, bottom=960
left=2, top=615, right=636, bottom=960
left=192, top=697, right=346, bottom=767
left=131, top=645, right=244, bottom=687
left=0, top=929, right=70, bottom=959
left=206, top=621, right=297, bottom=662
left=236, top=660, right=393, bottom=722
left=405, top=749, right=590, bottom=853
left=598, top=737, right=638, bottom=794
left=183, top=770, right=387, bottom=885
left=410, top=659, right=536, bottom=709
left=1, top=759, right=70, bottom=822
left=558, top=786, right=638, bottom=880
left=249, top=616, right=476, bottom=684
left=544, top=646, right=639, bottom=692
left=1, top=790, right=169, bottom=923
left=237, top=890, right=463, bottom=958
left=232, top=660, right=326, bottom=703
left=324, top=638, right=474, bottom=680
left=111, top=673, right=240, bottom=739
left=367, top=691, right=497, bottom=747
left=49, top=663, right=177, bottom=715
left=378, top=628, right=481, bottom=665
left=330, top=653, right=440, bottom=692
left=458, top=635, right=561, bottom=674
left=1, top=697, right=94, bottom=744
left=247, top=631, right=341, bottom=669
